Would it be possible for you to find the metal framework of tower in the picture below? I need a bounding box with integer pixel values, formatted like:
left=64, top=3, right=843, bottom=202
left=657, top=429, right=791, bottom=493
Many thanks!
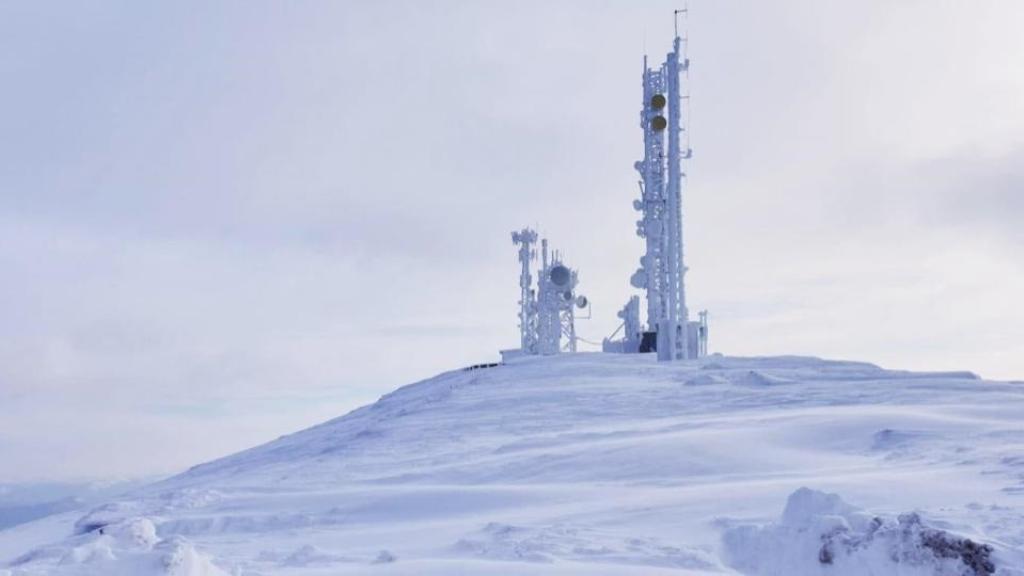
left=512, top=228, right=539, bottom=354
left=505, top=16, right=707, bottom=362
left=506, top=229, right=588, bottom=359
left=608, top=18, right=708, bottom=361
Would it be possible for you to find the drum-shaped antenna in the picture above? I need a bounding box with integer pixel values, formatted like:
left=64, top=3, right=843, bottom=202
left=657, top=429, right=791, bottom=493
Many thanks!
left=575, top=295, right=588, bottom=309
left=650, top=93, right=667, bottom=110
left=630, top=269, right=647, bottom=289
left=549, top=264, right=571, bottom=287
left=651, top=115, right=668, bottom=131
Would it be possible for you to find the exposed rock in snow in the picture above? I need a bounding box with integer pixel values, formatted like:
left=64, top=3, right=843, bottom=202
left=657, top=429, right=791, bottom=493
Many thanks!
left=724, top=488, right=1001, bottom=575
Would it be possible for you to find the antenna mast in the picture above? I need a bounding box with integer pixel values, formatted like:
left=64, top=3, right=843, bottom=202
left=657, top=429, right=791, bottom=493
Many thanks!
left=505, top=229, right=589, bottom=360
left=619, top=10, right=700, bottom=361
left=512, top=229, right=539, bottom=353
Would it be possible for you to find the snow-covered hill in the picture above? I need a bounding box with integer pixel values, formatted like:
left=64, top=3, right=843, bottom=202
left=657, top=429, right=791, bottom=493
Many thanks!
left=2, top=354, right=1023, bottom=575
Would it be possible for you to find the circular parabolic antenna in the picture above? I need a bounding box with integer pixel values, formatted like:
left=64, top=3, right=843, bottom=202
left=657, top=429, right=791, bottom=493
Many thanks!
left=549, top=264, right=571, bottom=287
left=650, top=93, right=667, bottom=110
left=651, top=115, right=668, bottom=131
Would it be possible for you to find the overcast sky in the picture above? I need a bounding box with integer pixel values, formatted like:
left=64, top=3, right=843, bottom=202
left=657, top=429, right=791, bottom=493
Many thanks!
left=2, top=0, right=1022, bottom=483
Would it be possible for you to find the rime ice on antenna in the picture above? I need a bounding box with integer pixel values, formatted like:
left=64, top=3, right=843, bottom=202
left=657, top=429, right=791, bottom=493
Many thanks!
left=604, top=15, right=709, bottom=360
left=502, top=229, right=588, bottom=362
left=512, top=228, right=539, bottom=354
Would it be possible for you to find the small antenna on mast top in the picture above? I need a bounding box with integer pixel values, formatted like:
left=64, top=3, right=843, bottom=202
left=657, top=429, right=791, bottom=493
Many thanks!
left=674, top=8, right=686, bottom=38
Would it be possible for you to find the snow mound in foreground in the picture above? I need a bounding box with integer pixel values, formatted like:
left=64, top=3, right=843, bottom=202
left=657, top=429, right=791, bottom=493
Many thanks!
left=8, top=516, right=226, bottom=576
left=724, top=487, right=1000, bottom=576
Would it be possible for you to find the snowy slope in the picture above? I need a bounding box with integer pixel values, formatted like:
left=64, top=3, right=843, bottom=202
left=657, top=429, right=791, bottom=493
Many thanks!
left=2, top=353, right=1023, bottom=575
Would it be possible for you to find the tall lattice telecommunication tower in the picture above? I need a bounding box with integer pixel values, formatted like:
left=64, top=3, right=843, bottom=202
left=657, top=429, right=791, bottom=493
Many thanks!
left=607, top=11, right=708, bottom=361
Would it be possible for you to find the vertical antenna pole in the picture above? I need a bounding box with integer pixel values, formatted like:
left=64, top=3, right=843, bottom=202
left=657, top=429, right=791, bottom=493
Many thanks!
left=512, top=229, right=539, bottom=353
left=663, top=9, right=690, bottom=360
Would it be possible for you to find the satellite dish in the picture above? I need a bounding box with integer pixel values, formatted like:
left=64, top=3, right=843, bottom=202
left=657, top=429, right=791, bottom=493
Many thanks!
left=650, top=93, right=667, bottom=110
left=651, top=115, right=668, bottom=131
left=549, top=264, right=571, bottom=287
left=576, top=295, right=588, bottom=309
left=630, top=270, right=647, bottom=289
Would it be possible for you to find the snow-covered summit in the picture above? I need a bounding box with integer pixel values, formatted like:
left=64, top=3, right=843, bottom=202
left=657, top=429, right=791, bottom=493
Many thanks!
left=2, top=353, right=1023, bottom=575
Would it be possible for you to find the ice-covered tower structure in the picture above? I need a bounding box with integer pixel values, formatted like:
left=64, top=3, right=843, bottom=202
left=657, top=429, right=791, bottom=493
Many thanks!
left=512, top=228, right=539, bottom=354
left=606, top=20, right=708, bottom=361
left=503, top=229, right=588, bottom=361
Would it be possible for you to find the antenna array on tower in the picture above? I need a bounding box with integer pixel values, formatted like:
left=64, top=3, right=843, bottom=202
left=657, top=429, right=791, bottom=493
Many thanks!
left=605, top=17, right=708, bottom=361
left=502, top=229, right=588, bottom=362
left=502, top=15, right=708, bottom=363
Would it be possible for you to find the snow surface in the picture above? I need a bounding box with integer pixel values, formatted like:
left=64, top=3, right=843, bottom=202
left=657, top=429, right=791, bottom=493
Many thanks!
left=2, top=353, right=1023, bottom=575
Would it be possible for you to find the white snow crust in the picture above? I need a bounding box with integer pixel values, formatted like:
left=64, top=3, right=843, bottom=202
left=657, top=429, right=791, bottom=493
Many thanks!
left=1, top=353, right=1023, bottom=575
